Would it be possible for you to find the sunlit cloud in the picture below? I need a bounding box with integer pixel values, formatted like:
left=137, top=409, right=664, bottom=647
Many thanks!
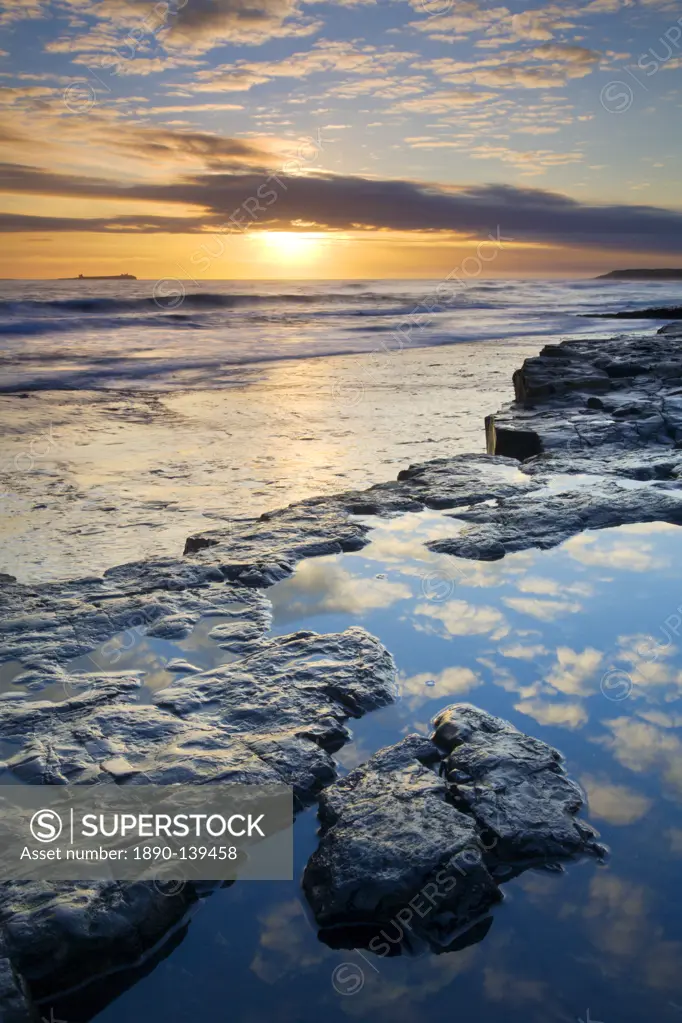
left=269, top=560, right=411, bottom=623
left=545, top=645, right=603, bottom=696
left=414, top=598, right=509, bottom=638
left=564, top=532, right=668, bottom=572
left=515, top=696, right=588, bottom=729
left=400, top=664, right=482, bottom=700
left=582, top=774, right=653, bottom=824
left=502, top=596, right=583, bottom=621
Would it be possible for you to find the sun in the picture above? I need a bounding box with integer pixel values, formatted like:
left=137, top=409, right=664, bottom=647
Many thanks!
left=257, top=231, right=321, bottom=263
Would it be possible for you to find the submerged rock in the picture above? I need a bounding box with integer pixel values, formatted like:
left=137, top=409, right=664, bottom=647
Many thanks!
left=0, top=627, right=396, bottom=797
left=303, top=704, right=601, bottom=954
left=0, top=954, right=38, bottom=1023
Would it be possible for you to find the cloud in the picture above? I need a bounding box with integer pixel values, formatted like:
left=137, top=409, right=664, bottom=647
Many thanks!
left=415, top=43, right=601, bottom=91
left=503, top=596, right=583, bottom=621
left=499, top=642, right=548, bottom=659
left=32, top=0, right=322, bottom=58
left=531, top=43, right=600, bottom=65
left=187, top=41, right=416, bottom=91
left=581, top=774, right=652, bottom=824
left=511, top=12, right=556, bottom=40
left=564, top=533, right=667, bottom=572
left=0, top=0, right=45, bottom=23
left=163, top=0, right=322, bottom=50
left=597, top=715, right=682, bottom=799
left=545, top=645, right=603, bottom=696
left=147, top=103, right=244, bottom=113
left=400, top=665, right=482, bottom=700
left=6, top=162, right=682, bottom=256
left=269, top=560, right=411, bottom=622
left=515, top=697, right=588, bottom=729
left=394, top=89, right=495, bottom=112
left=414, top=598, right=508, bottom=638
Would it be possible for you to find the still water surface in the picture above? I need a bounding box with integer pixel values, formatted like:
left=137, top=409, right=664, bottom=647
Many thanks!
left=34, top=509, right=682, bottom=1023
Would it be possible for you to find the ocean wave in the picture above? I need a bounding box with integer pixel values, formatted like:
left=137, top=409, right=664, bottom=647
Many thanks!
left=0, top=290, right=447, bottom=317
left=0, top=298, right=502, bottom=337
left=0, top=315, right=207, bottom=337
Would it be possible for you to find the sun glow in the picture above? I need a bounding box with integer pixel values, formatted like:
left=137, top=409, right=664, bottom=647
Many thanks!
left=257, top=231, right=322, bottom=263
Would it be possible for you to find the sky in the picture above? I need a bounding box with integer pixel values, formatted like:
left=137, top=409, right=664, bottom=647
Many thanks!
left=0, top=0, right=681, bottom=278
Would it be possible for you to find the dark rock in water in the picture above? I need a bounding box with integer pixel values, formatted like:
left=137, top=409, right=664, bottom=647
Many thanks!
left=0, top=559, right=269, bottom=672
left=303, top=734, right=502, bottom=952
left=182, top=535, right=219, bottom=555
left=595, top=269, right=682, bottom=281
left=303, top=705, right=601, bottom=954
left=0, top=955, right=38, bottom=1022
left=0, top=626, right=396, bottom=1012
left=589, top=306, right=682, bottom=319
left=0, top=880, right=196, bottom=1016
left=0, top=627, right=396, bottom=797
left=427, top=479, right=682, bottom=560
left=659, top=322, right=682, bottom=338
left=433, top=705, right=600, bottom=861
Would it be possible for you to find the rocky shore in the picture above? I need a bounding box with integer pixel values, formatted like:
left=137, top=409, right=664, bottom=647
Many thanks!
left=1, top=327, right=681, bottom=1019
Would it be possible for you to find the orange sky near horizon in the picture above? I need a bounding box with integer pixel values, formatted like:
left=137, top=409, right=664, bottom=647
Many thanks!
left=0, top=229, right=673, bottom=281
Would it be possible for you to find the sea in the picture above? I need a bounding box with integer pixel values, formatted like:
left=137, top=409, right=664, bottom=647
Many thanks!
left=0, top=276, right=679, bottom=392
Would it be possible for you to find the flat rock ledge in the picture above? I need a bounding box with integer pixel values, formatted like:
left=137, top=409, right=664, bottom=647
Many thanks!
left=0, top=627, right=396, bottom=1018
left=180, top=332, right=682, bottom=571
left=303, top=704, right=602, bottom=955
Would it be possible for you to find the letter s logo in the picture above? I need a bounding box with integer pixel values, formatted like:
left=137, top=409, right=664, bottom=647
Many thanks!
left=30, top=809, right=63, bottom=843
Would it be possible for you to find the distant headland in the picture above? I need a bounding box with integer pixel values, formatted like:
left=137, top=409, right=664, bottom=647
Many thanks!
left=58, top=273, right=137, bottom=281
left=596, top=268, right=682, bottom=281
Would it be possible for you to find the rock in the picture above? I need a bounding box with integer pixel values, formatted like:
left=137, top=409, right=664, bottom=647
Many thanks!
left=303, top=705, right=601, bottom=953
left=658, top=322, right=682, bottom=338
left=0, top=955, right=38, bottom=1022
left=427, top=479, right=682, bottom=559
left=0, top=626, right=397, bottom=1012
left=303, top=735, right=502, bottom=951
left=183, top=454, right=537, bottom=582
left=0, top=880, right=196, bottom=1013
left=0, top=627, right=396, bottom=799
left=164, top=659, right=200, bottom=674
left=591, top=305, right=682, bottom=319
left=154, top=627, right=397, bottom=800
left=485, top=415, right=542, bottom=460
left=0, top=563, right=271, bottom=673
left=433, top=704, right=601, bottom=861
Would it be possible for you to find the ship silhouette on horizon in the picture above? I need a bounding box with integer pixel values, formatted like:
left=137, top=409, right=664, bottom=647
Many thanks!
left=59, top=273, right=137, bottom=280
